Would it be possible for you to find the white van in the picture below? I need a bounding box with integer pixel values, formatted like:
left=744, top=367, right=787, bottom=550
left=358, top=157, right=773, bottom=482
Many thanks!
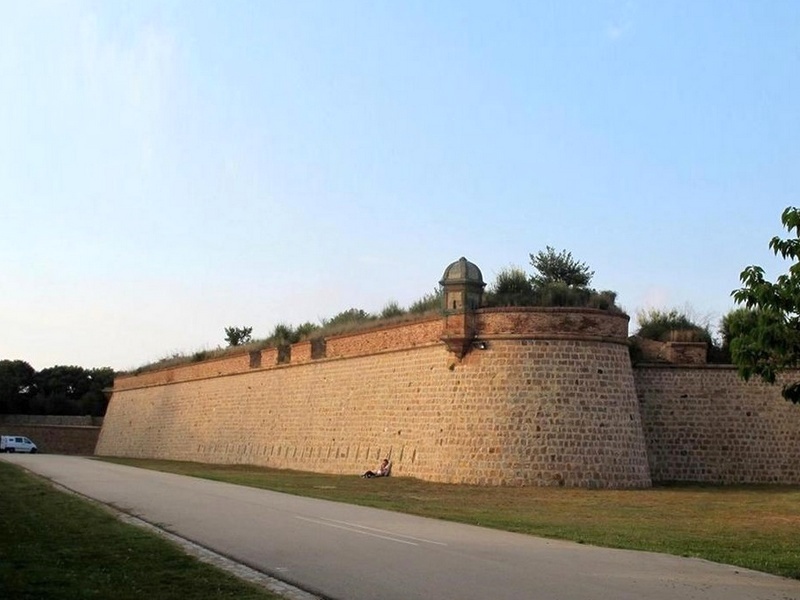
left=0, top=435, right=38, bottom=453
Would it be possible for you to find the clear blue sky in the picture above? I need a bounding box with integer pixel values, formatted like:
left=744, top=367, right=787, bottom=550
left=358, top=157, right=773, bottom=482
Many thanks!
left=2, top=1, right=798, bottom=371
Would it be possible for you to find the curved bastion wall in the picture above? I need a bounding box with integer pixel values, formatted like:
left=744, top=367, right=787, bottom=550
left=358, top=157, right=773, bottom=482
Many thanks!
left=97, top=308, right=652, bottom=488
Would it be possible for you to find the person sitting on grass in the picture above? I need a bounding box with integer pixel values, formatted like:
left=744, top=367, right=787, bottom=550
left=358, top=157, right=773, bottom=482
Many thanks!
left=362, top=458, right=391, bottom=478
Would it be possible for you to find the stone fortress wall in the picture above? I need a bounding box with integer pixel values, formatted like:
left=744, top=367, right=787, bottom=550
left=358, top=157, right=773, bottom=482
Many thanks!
left=96, top=257, right=800, bottom=488
left=98, top=309, right=655, bottom=487
left=635, top=366, right=800, bottom=484
left=96, top=306, right=800, bottom=487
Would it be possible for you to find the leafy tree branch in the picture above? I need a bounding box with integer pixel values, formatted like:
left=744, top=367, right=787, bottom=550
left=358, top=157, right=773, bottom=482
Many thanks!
left=731, top=206, right=800, bottom=403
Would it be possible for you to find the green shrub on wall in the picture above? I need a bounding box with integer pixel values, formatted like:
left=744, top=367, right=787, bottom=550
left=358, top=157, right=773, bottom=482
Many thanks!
left=380, top=301, right=406, bottom=319
left=635, top=308, right=712, bottom=344
left=408, top=289, right=443, bottom=314
left=487, top=267, right=534, bottom=306
left=532, top=282, right=618, bottom=310
left=628, top=308, right=722, bottom=365
left=483, top=249, right=621, bottom=312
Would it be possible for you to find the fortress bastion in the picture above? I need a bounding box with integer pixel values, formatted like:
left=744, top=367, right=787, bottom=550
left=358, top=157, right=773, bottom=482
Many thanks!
left=97, top=258, right=652, bottom=488
left=98, top=258, right=800, bottom=486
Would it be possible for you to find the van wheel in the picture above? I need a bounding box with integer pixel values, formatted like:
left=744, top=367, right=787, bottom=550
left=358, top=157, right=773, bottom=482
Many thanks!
left=30, top=448, right=37, bottom=454
left=7, top=448, right=14, bottom=453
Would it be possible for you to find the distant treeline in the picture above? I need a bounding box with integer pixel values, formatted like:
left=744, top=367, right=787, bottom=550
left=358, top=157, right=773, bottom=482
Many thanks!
left=0, top=360, right=113, bottom=417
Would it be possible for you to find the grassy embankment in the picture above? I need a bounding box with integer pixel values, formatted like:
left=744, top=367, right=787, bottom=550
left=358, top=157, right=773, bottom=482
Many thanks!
left=0, top=461, right=281, bottom=600
left=101, top=457, right=800, bottom=580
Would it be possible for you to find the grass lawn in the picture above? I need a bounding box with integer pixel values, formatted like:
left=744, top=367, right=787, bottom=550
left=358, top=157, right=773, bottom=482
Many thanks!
left=100, top=457, right=800, bottom=580
left=0, top=461, right=282, bottom=600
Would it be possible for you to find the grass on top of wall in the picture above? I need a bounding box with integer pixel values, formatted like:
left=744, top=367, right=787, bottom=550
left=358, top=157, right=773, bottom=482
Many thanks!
left=0, top=461, right=281, bottom=600
left=98, top=457, right=800, bottom=580
left=125, top=309, right=441, bottom=375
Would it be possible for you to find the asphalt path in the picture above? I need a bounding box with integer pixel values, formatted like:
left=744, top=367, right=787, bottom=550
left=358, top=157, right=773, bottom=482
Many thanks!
left=3, top=454, right=799, bottom=600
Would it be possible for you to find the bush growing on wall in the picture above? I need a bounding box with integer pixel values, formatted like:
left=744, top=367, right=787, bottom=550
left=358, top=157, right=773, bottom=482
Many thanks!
left=635, top=308, right=713, bottom=343
left=294, top=321, right=320, bottom=340
left=317, top=308, right=377, bottom=336
left=486, top=267, right=534, bottom=306
left=380, top=301, right=406, bottom=319
left=269, top=323, right=296, bottom=345
left=629, top=308, right=722, bottom=365
left=408, top=289, right=443, bottom=314
left=484, top=249, right=620, bottom=311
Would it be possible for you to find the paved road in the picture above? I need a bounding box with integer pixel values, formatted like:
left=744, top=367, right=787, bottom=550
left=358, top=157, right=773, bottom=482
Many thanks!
left=3, top=454, right=799, bottom=600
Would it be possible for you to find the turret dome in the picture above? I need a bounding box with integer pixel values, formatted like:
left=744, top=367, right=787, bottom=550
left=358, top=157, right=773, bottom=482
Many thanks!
left=440, top=257, right=485, bottom=287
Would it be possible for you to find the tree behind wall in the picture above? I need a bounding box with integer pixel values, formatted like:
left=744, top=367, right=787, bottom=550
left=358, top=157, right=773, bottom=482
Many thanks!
left=0, top=362, right=113, bottom=416
left=731, top=206, right=800, bottom=403
left=0, top=360, right=36, bottom=414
